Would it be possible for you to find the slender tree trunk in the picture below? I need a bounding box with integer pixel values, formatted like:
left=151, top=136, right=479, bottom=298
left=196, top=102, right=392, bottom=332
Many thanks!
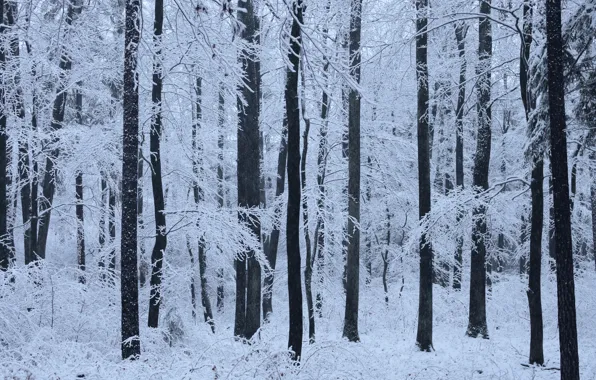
left=0, top=0, right=8, bottom=271
left=121, top=0, right=141, bottom=360
left=108, top=187, right=116, bottom=278
left=313, top=56, right=330, bottom=316
left=37, top=0, right=80, bottom=259
left=343, top=0, right=362, bottom=344
left=138, top=151, right=148, bottom=287
left=191, top=74, right=214, bottom=332
left=545, top=0, right=580, bottom=377
left=98, top=175, right=107, bottom=275
left=284, top=0, right=305, bottom=360
left=467, top=0, right=492, bottom=339
left=453, top=22, right=467, bottom=291
left=548, top=177, right=556, bottom=270
left=24, top=41, right=38, bottom=266
left=148, top=0, right=167, bottom=329
left=217, top=83, right=225, bottom=313
left=75, top=84, right=85, bottom=283
left=262, top=120, right=287, bottom=321
left=236, top=0, right=262, bottom=340
left=519, top=1, right=543, bottom=365
left=187, top=238, right=197, bottom=320
left=382, top=209, right=391, bottom=304
left=300, top=68, right=315, bottom=344
left=415, top=0, right=433, bottom=351
left=7, top=2, right=31, bottom=266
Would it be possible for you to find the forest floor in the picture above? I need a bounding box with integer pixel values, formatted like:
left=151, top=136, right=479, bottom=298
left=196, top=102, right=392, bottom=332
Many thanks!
left=1, top=264, right=595, bottom=380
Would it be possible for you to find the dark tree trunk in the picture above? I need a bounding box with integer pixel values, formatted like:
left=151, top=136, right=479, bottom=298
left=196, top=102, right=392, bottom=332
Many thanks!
left=545, top=0, right=580, bottom=378
left=37, top=0, right=80, bottom=259
left=262, top=120, right=287, bottom=321
left=453, top=22, right=467, bottom=291
left=187, top=238, right=197, bottom=320
left=7, top=2, right=31, bottom=267
left=121, top=0, right=141, bottom=360
left=313, top=56, right=330, bottom=317
left=236, top=0, right=262, bottom=340
left=467, top=0, right=492, bottom=340
left=415, top=0, right=433, bottom=351
left=24, top=41, right=39, bottom=266
left=191, top=74, right=214, bottom=332
left=98, top=176, right=107, bottom=276
left=343, top=0, right=362, bottom=344
left=285, top=0, right=305, bottom=359
left=108, top=187, right=116, bottom=278
left=137, top=150, right=147, bottom=287
left=300, top=70, right=315, bottom=344
left=0, top=0, right=8, bottom=271
left=148, top=0, right=167, bottom=329
left=75, top=85, right=85, bottom=283
left=199, top=239, right=214, bottom=332
left=519, top=1, right=543, bottom=365
left=382, top=209, right=391, bottom=304
left=217, top=83, right=225, bottom=313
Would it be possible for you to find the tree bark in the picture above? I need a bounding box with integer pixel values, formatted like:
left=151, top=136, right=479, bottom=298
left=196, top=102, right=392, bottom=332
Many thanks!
left=7, top=2, right=31, bottom=267
left=75, top=84, right=85, bottom=284
left=467, top=0, right=492, bottom=339
left=236, top=0, right=262, bottom=340
left=453, top=22, right=467, bottom=291
left=120, top=0, right=141, bottom=360
left=519, top=1, right=543, bottom=365
left=300, top=68, right=315, bottom=344
left=262, top=120, right=287, bottom=321
left=313, top=55, right=330, bottom=316
left=217, top=83, right=225, bottom=313
left=415, top=0, right=433, bottom=351
left=285, top=0, right=305, bottom=359
left=191, top=74, right=214, bottom=332
left=148, top=0, right=167, bottom=329
left=545, top=0, right=580, bottom=377
left=0, top=0, right=8, bottom=271
left=343, top=0, right=362, bottom=344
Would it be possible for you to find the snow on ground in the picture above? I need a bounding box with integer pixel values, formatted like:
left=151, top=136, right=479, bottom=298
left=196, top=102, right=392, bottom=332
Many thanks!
left=1, top=264, right=595, bottom=379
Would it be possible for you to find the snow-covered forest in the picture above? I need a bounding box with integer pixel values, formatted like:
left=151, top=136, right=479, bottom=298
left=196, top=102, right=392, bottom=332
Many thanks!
left=0, top=0, right=594, bottom=378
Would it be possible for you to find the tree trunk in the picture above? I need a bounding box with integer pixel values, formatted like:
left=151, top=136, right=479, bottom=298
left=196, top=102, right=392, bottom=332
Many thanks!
left=37, top=0, right=81, bottom=259
left=452, top=21, right=467, bottom=291
left=467, top=0, right=492, bottom=339
left=343, top=0, right=362, bottom=344
left=138, top=150, right=148, bottom=287
left=75, top=84, right=85, bottom=284
left=519, top=1, right=543, bottom=365
left=262, top=120, right=287, bottom=321
left=285, top=0, right=305, bottom=360
left=0, top=0, right=8, bottom=271
left=236, top=0, right=262, bottom=340
left=545, top=0, right=580, bottom=377
left=217, top=83, right=225, bottom=313
left=108, top=186, right=116, bottom=278
left=7, top=2, right=31, bottom=267
left=415, top=0, right=433, bottom=351
left=313, top=55, right=330, bottom=316
left=191, top=74, right=214, bottom=332
left=98, top=175, right=107, bottom=276
left=300, top=68, right=315, bottom=344
left=148, top=0, right=167, bottom=329
left=121, top=0, right=141, bottom=360
left=187, top=238, right=197, bottom=320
